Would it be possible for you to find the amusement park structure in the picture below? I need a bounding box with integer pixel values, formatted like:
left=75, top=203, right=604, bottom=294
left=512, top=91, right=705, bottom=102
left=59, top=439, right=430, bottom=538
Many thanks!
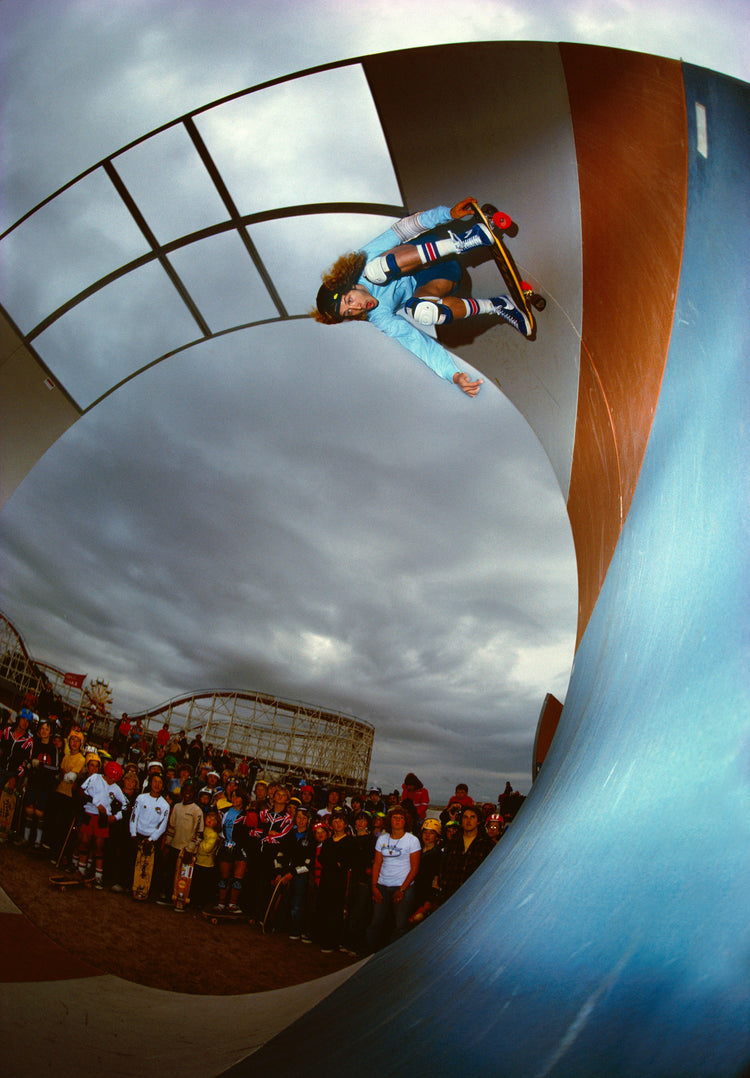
left=128, top=690, right=373, bottom=790
left=0, top=610, right=373, bottom=791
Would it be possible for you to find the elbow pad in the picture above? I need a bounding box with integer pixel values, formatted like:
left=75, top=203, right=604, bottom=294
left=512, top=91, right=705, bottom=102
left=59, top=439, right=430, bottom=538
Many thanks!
left=392, top=211, right=425, bottom=242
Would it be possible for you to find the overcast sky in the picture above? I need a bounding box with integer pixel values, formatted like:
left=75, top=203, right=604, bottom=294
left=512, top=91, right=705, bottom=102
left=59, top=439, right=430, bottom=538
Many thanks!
left=1, top=1, right=746, bottom=804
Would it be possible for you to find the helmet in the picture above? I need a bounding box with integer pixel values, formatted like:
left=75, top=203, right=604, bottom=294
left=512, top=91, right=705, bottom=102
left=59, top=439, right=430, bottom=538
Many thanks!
left=19, top=708, right=34, bottom=722
left=421, top=818, right=442, bottom=835
left=85, top=751, right=101, bottom=765
left=104, top=761, right=123, bottom=782
left=487, top=812, right=504, bottom=824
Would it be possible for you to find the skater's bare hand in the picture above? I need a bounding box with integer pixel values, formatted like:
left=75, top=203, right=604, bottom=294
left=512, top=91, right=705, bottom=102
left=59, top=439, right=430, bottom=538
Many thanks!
left=453, top=372, right=483, bottom=397
left=450, top=196, right=476, bottom=219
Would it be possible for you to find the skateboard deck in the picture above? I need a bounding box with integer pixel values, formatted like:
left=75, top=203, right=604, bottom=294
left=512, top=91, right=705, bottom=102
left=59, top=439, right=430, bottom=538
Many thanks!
left=469, top=199, right=545, bottom=338
left=172, top=849, right=194, bottom=910
left=262, top=877, right=289, bottom=934
left=0, top=786, right=16, bottom=842
left=202, top=906, right=245, bottom=925
left=49, top=874, right=92, bottom=891
left=132, top=840, right=156, bottom=901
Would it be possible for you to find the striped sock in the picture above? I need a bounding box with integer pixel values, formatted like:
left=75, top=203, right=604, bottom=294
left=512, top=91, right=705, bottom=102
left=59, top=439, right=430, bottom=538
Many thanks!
left=415, top=236, right=456, bottom=263
left=461, top=298, right=496, bottom=317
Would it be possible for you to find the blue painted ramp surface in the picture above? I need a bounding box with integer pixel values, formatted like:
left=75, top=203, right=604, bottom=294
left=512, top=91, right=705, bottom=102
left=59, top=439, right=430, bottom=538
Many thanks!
left=227, top=66, right=750, bottom=1078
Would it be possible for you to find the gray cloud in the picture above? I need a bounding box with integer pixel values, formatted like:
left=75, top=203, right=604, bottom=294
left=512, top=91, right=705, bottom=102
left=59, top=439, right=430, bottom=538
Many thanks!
left=2, top=319, right=576, bottom=799
left=2, top=0, right=739, bottom=803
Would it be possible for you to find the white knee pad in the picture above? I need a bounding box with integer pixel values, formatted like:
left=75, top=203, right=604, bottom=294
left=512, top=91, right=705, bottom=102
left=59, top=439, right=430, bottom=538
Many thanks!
left=364, top=255, right=390, bottom=285
left=410, top=298, right=444, bottom=326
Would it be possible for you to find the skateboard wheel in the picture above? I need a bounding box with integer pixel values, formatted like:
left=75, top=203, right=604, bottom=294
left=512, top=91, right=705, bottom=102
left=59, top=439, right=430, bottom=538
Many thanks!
left=492, top=211, right=513, bottom=231
left=521, top=283, right=546, bottom=312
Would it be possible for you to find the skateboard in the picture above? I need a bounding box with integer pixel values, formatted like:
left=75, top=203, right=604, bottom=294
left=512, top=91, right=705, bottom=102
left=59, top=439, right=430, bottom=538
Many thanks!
left=469, top=199, right=545, bottom=338
left=0, top=783, right=16, bottom=842
left=132, top=840, right=156, bottom=901
left=202, top=906, right=246, bottom=925
left=172, top=849, right=194, bottom=910
left=54, top=818, right=78, bottom=869
left=262, top=877, right=289, bottom=934
left=409, top=900, right=435, bottom=925
left=49, top=874, right=93, bottom=891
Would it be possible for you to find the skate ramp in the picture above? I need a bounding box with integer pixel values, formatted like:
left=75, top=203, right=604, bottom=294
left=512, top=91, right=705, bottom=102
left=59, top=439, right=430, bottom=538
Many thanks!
left=1, top=43, right=749, bottom=1078
left=225, top=49, right=750, bottom=1078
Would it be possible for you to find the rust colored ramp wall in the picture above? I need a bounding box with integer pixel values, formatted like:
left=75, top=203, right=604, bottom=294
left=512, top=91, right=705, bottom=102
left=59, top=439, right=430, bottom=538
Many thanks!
left=560, top=46, right=688, bottom=646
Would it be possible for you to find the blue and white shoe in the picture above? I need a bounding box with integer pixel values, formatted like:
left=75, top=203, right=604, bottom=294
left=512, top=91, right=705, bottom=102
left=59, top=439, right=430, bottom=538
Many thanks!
left=491, top=295, right=532, bottom=335
left=450, top=222, right=494, bottom=254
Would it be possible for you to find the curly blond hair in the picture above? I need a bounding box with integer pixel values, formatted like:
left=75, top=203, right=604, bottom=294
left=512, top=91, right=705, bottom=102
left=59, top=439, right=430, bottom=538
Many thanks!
left=311, top=251, right=368, bottom=324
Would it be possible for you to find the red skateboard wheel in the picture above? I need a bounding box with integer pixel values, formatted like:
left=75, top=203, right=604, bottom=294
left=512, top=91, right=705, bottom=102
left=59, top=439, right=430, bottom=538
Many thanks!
left=492, top=211, right=513, bottom=231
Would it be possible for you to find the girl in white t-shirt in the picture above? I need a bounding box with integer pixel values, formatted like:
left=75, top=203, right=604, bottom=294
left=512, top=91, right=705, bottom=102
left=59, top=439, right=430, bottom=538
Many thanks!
left=366, top=805, right=420, bottom=951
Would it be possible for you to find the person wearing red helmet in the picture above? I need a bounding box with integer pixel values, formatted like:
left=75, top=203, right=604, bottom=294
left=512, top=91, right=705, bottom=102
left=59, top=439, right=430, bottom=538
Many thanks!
left=74, top=760, right=127, bottom=888
left=485, top=812, right=506, bottom=844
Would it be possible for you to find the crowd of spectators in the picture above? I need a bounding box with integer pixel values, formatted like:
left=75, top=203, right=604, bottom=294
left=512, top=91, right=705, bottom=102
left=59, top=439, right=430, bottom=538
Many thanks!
left=0, top=698, right=523, bottom=957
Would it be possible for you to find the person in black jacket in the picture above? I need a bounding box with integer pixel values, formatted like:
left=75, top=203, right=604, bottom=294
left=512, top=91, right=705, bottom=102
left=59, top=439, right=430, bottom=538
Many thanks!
left=316, top=806, right=356, bottom=953
left=276, top=805, right=317, bottom=939
left=341, top=812, right=376, bottom=956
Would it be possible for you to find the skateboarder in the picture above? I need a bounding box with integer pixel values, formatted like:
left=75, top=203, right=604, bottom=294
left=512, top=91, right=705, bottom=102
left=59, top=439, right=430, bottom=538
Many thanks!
left=314, top=197, right=531, bottom=397
left=209, top=789, right=248, bottom=915
left=129, top=771, right=170, bottom=899
left=0, top=708, right=34, bottom=789
left=156, top=780, right=204, bottom=906
left=47, top=728, right=86, bottom=863
left=73, top=760, right=128, bottom=887
left=19, top=719, right=63, bottom=849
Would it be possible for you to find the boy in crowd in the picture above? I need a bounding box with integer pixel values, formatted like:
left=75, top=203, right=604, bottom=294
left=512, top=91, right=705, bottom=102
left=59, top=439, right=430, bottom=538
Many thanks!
left=129, top=771, right=170, bottom=898
left=157, top=780, right=204, bottom=906
left=75, top=761, right=128, bottom=887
